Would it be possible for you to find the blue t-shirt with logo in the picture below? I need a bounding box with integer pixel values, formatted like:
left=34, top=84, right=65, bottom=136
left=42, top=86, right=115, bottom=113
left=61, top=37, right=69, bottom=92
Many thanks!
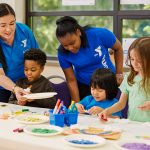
left=79, top=95, right=122, bottom=117
left=0, top=22, right=39, bottom=88
left=58, top=27, right=116, bottom=85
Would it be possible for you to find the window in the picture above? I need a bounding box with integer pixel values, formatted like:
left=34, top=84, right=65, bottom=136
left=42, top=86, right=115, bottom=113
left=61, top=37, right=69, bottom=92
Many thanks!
left=120, top=2, right=150, bottom=10
left=26, top=0, right=150, bottom=65
left=30, top=0, right=113, bottom=11
left=32, top=16, right=113, bottom=57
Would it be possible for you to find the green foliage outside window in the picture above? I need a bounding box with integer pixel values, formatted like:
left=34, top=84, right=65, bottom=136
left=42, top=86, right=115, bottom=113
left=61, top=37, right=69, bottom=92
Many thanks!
left=28, top=0, right=150, bottom=57
left=33, top=16, right=113, bottom=56
left=123, top=19, right=150, bottom=38
left=31, top=0, right=113, bottom=11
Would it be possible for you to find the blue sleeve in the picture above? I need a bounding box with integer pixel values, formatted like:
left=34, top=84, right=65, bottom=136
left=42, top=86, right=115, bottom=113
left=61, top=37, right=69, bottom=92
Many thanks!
left=112, top=111, right=122, bottom=118
left=98, top=28, right=116, bottom=48
left=58, top=48, right=72, bottom=69
left=78, top=96, right=91, bottom=108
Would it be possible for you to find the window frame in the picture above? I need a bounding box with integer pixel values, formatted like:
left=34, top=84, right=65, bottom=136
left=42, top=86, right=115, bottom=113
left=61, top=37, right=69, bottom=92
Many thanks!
left=25, top=0, right=150, bottom=60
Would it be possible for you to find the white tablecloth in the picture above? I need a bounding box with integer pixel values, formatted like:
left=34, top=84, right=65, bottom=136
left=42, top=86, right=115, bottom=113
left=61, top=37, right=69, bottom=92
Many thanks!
left=0, top=102, right=150, bottom=150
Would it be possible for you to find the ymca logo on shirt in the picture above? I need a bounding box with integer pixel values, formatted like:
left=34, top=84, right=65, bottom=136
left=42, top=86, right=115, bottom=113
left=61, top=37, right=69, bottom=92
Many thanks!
left=94, top=46, right=102, bottom=57
left=21, top=39, right=27, bottom=47
left=102, top=55, right=108, bottom=68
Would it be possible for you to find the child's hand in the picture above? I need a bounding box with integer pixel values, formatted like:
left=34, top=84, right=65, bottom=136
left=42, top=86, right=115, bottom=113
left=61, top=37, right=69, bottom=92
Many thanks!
left=98, top=109, right=108, bottom=122
left=138, top=101, right=150, bottom=111
left=75, top=103, right=85, bottom=113
left=17, top=100, right=27, bottom=106
left=88, top=106, right=104, bottom=115
left=27, top=99, right=34, bottom=102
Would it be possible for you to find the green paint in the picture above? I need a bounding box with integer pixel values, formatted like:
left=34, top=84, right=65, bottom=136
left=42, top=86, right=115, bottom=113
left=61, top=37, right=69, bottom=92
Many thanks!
left=32, top=128, right=58, bottom=134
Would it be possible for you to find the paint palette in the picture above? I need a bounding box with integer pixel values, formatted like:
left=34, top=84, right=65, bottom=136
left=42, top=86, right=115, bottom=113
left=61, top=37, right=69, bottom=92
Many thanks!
left=115, top=139, right=150, bottom=150
left=63, top=125, right=122, bottom=140
left=63, top=134, right=106, bottom=148
left=23, top=92, right=57, bottom=99
left=24, top=125, right=63, bottom=136
left=15, top=114, right=49, bottom=124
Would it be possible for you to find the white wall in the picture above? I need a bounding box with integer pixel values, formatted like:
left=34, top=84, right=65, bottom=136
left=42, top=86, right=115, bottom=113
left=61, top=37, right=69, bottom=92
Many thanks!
left=0, top=0, right=25, bottom=23
left=15, top=0, right=25, bottom=23
left=42, top=62, right=65, bottom=83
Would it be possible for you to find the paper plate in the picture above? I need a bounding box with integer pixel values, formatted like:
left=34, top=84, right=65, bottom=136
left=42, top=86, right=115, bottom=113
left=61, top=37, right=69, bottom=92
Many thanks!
left=24, top=125, right=63, bottom=136
left=23, top=92, right=57, bottom=99
left=15, top=114, right=49, bottom=124
left=63, top=134, right=106, bottom=148
left=115, top=139, right=150, bottom=150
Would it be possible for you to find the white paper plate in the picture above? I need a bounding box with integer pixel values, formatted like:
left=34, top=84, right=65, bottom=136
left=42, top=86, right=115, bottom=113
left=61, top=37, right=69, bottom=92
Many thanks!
left=15, top=114, right=49, bottom=124
left=23, top=92, right=57, bottom=99
left=115, top=139, right=150, bottom=150
left=63, top=134, right=106, bottom=148
left=24, top=125, right=63, bottom=136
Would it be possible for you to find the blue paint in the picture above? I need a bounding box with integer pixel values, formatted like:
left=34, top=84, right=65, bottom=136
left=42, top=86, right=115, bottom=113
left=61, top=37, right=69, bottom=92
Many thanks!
left=69, top=139, right=97, bottom=145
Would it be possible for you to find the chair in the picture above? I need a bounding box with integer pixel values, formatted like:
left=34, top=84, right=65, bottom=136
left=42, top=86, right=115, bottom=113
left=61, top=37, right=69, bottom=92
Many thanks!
left=47, top=75, right=71, bottom=108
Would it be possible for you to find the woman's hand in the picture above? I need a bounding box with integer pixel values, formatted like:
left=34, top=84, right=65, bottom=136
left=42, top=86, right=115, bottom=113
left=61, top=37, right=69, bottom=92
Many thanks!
left=88, top=106, right=103, bottom=115
left=17, top=100, right=27, bottom=106
left=14, top=86, right=29, bottom=102
left=138, top=101, right=150, bottom=111
left=75, top=103, right=85, bottom=113
left=27, top=99, right=34, bottom=102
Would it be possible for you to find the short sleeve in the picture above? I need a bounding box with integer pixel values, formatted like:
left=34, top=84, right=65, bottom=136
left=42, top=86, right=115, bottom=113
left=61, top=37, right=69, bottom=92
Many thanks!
left=58, top=49, right=72, bottom=69
left=119, top=74, right=129, bottom=95
left=18, top=23, right=39, bottom=48
left=99, top=28, right=116, bottom=48
left=78, top=96, right=91, bottom=108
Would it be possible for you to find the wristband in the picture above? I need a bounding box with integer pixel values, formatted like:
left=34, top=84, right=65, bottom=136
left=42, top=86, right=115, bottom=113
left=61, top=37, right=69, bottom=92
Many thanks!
left=12, top=84, right=17, bottom=93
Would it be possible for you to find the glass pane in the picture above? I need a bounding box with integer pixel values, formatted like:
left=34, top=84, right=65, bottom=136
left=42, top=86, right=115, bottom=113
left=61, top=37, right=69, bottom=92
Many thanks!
left=122, top=19, right=150, bottom=67
left=122, top=19, right=150, bottom=38
left=32, top=16, right=113, bottom=57
left=30, top=0, right=113, bottom=11
left=120, top=4, right=150, bottom=10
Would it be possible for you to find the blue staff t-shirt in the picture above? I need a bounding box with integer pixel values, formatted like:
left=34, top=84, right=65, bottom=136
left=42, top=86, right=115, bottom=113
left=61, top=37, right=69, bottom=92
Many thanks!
left=0, top=22, right=39, bottom=88
left=58, top=27, right=116, bottom=85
